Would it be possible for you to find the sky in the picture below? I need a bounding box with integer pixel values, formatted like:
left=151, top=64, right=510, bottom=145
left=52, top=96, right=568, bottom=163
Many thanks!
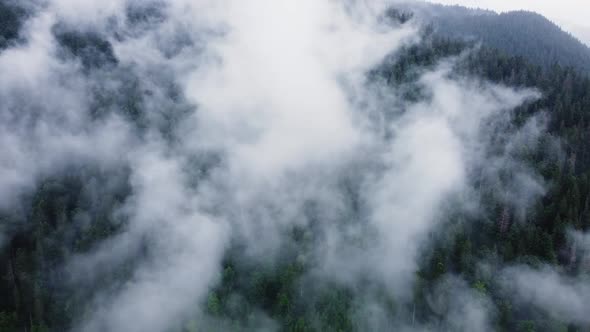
left=427, top=0, right=590, bottom=45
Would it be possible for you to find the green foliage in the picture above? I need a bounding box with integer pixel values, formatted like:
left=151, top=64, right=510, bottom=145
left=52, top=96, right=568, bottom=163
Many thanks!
left=473, top=280, right=487, bottom=294
left=518, top=320, right=536, bottom=332
left=2, top=6, right=590, bottom=332
left=207, top=293, right=221, bottom=315
left=425, top=5, right=590, bottom=74
left=0, top=312, right=17, bottom=332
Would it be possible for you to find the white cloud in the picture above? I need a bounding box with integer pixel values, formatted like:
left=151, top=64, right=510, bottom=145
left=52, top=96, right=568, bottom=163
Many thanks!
left=0, top=1, right=552, bottom=330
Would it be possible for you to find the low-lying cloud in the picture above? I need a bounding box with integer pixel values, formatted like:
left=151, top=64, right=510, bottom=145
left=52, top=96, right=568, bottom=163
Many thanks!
left=0, top=0, right=557, bottom=331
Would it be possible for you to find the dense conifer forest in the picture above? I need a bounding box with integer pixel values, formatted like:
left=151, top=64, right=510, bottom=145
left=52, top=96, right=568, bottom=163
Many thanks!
left=408, top=3, right=590, bottom=74
left=1, top=1, right=590, bottom=331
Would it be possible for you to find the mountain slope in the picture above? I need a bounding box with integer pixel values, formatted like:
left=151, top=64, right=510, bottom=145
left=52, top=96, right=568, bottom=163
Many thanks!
left=1, top=2, right=590, bottom=331
left=409, top=4, right=590, bottom=74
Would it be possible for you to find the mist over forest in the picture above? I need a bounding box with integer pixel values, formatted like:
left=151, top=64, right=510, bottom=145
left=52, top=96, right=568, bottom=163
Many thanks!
left=1, top=1, right=590, bottom=331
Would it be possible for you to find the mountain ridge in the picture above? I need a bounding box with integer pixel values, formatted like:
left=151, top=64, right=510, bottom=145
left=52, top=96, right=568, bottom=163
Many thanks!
left=405, top=3, right=590, bottom=75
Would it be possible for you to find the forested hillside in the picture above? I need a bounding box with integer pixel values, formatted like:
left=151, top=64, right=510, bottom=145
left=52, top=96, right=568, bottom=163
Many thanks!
left=1, top=2, right=590, bottom=332
left=408, top=3, right=590, bottom=75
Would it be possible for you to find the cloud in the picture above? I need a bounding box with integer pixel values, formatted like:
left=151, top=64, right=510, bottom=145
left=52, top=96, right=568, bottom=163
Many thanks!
left=0, top=0, right=552, bottom=331
left=497, top=230, right=590, bottom=326
left=52, top=1, right=419, bottom=330
left=313, top=61, right=541, bottom=299
left=0, top=10, right=134, bottom=212
left=501, top=265, right=590, bottom=325
left=426, top=276, right=495, bottom=332
left=73, top=143, right=230, bottom=332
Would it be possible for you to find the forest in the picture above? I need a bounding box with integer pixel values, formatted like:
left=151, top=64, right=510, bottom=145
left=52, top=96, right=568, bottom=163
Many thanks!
left=1, top=1, right=590, bottom=332
left=407, top=3, right=590, bottom=75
